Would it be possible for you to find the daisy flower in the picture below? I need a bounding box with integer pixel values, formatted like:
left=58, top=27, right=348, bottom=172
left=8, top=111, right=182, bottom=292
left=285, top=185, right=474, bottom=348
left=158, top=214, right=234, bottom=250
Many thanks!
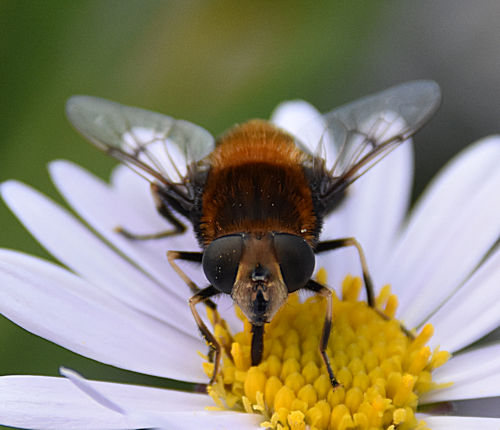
left=0, top=95, right=499, bottom=430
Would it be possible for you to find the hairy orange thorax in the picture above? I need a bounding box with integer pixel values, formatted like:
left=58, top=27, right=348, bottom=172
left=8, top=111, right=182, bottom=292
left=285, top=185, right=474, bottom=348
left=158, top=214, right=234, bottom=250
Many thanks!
left=199, top=120, right=317, bottom=244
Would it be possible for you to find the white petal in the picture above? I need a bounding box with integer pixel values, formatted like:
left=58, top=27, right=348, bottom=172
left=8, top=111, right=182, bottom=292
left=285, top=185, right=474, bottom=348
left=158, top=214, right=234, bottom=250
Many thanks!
left=0, top=250, right=206, bottom=382
left=427, top=246, right=500, bottom=352
left=0, top=374, right=213, bottom=430
left=317, top=141, right=413, bottom=294
left=61, top=369, right=262, bottom=430
left=1, top=179, right=196, bottom=336
left=422, top=343, right=500, bottom=403
left=1, top=371, right=259, bottom=430
left=383, top=136, right=500, bottom=326
left=0, top=375, right=142, bottom=430
left=270, top=100, right=337, bottom=163
left=63, top=160, right=212, bottom=310
left=421, top=416, right=500, bottom=430
left=431, top=343, right=500, bottom=386
left=49, top=161, right=204, bottom=303
left=158, top=412, right=261, bottom=430
left=423, top=371, right=500, bottom=403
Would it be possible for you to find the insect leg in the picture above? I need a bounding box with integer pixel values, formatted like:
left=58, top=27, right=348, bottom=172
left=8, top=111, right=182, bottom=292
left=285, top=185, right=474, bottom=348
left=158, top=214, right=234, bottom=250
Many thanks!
left=167, top=250, right=217, bottom=309
left=305, top=279, right=339, bottom=388
left=168, top=250, right=224, bottom=363
left=167, top=251, right=203, bottom=292
left=251, top=324, right=265, bottom=366
left=315, top=238, right=375, bottom=307
left=189, top=286, right=221, bottom=385
left=316, top=239, right=414, bottom=339
left=115, top=183, right=187, bottom=240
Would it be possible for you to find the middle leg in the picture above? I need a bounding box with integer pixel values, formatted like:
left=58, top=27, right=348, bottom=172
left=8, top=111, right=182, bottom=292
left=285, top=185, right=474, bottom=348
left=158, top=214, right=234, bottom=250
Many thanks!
left=315, top=237, right=375, bottom=307
left=316, top=238, right=414, bottom=338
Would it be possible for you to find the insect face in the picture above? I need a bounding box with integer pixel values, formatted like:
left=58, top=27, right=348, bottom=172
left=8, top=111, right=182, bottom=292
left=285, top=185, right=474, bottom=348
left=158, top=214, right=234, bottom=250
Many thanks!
left=203, top=232, right=315, bottom=326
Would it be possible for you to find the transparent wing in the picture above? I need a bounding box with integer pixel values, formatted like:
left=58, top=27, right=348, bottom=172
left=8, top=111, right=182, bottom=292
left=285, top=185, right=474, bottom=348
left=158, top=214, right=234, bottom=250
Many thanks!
left=66, top=96, right=215, bottom=185
left=319, top=80, right=441, bottom=188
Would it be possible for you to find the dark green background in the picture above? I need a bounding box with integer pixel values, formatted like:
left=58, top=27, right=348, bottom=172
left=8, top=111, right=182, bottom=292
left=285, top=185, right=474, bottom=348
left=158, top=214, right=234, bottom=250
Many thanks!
left=1, top=1, right=499, bottom=427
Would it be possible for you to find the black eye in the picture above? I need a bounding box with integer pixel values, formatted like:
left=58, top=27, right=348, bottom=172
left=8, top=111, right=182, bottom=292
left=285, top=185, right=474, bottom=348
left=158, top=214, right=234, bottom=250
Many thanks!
left=202, top=235, right=243, bottom=294
left=274, top=233, right=315, bottom=292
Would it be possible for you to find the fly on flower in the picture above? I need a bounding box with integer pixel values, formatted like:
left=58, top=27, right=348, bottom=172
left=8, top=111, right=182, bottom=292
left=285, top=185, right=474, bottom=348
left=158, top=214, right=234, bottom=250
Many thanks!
left=65, top=81, right=441, bottom=388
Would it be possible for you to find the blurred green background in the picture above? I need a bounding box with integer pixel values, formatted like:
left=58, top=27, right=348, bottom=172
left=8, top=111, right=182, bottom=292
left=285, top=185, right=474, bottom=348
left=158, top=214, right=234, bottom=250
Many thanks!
left=1, top=1, right=500, bottom=426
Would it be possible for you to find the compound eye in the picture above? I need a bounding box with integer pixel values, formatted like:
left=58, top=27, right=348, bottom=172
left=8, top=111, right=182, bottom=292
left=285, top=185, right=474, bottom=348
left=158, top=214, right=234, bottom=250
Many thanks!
left=273, top=233, right=315, bottom=292
left=202, top=234, right=243, bottom=294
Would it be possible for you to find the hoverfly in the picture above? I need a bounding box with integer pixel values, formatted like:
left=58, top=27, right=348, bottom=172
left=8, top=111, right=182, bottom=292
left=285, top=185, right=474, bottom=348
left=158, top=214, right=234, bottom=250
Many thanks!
left=66, top=81, right=441, bottom=387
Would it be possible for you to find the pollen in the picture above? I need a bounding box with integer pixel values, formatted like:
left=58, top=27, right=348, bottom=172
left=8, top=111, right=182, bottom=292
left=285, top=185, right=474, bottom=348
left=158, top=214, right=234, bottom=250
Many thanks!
left=203, top=275, right=449, bottom=429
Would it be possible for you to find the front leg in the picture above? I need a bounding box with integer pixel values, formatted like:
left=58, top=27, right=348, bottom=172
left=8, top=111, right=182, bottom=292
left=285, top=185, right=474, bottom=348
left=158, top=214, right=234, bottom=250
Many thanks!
left=305, top=279, right=339, bottom=388
left=189, top=286, right=221, bottom=385
left=167, top=250, right=203, bottom=294
left=167, top=250, right=218, bottom=313
left=168, top=250, right=223, bottom=365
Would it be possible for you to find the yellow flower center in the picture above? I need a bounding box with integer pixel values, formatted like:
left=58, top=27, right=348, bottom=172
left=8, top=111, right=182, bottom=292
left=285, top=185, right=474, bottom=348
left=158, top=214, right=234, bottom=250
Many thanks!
left=203, top=271, right=450, bottom=430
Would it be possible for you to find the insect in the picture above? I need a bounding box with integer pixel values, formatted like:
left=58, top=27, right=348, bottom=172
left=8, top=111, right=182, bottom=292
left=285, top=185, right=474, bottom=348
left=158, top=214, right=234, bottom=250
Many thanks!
left=66, top=81, right=441, bottom=387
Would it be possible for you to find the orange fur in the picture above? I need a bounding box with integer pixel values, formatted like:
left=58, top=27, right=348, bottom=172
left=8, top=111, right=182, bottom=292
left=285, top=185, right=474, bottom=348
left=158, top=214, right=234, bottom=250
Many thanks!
left=210, top=120, right=308, bottom=169
left=200, top=121, right=317, bottom=244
